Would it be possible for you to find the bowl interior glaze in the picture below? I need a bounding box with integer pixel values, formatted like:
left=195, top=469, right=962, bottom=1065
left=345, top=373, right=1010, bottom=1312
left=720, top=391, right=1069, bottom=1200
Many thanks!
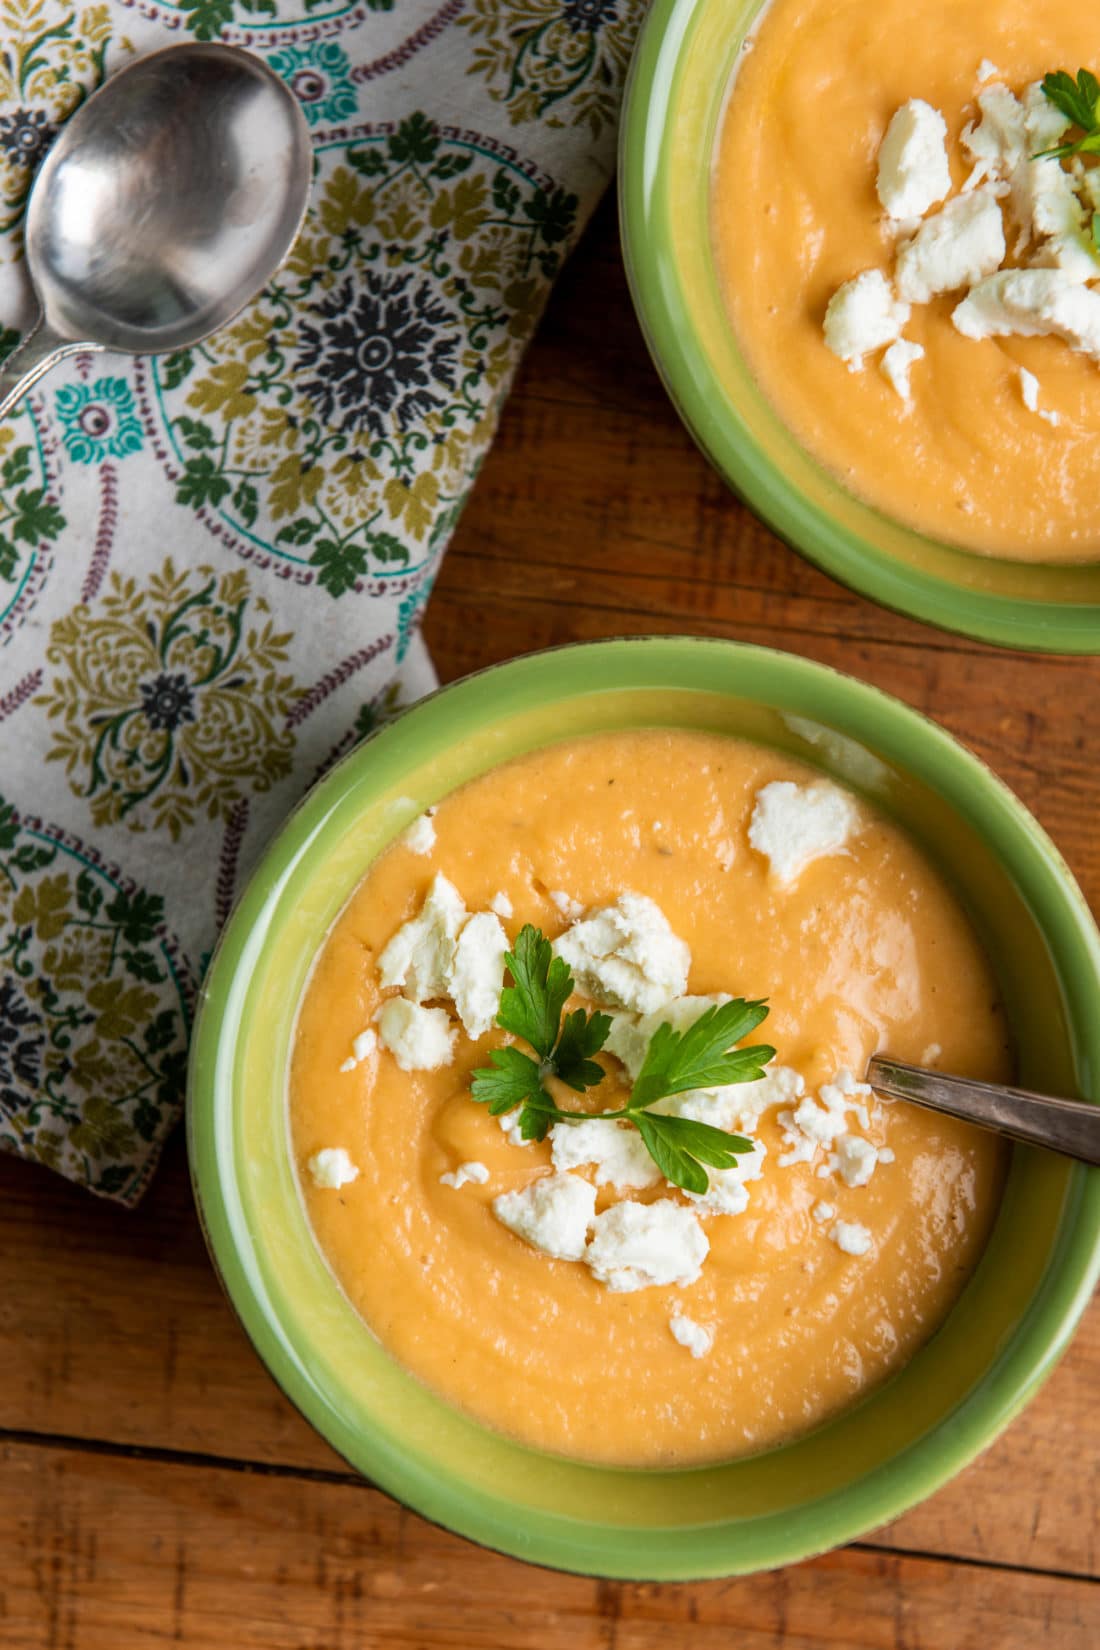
left=188, top=639, right=1100, bottom=1578
left=618, top=0, right=1100, bottom=651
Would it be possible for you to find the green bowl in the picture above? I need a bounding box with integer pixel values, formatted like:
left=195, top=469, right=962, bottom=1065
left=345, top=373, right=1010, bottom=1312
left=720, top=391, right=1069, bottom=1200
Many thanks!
left=618, top=0, right=1100, bottom=652
left=188, top=637, right=1100, bottom=1578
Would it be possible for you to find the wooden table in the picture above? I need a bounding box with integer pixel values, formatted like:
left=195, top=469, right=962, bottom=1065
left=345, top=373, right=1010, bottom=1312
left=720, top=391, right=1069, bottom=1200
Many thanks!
left=3, top=196, right=1098, bottom=1648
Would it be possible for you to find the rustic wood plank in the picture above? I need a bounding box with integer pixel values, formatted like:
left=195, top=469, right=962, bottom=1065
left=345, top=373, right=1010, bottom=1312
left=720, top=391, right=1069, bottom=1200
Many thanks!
left=1, top=1140, right=1096, bottom=1579
left=1, top=1438, right=1096, bottom=1650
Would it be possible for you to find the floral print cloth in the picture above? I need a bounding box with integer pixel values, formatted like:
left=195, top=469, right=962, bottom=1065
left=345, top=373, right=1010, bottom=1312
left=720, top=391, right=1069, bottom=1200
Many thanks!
left=0, top=0, right=645, bottom=1203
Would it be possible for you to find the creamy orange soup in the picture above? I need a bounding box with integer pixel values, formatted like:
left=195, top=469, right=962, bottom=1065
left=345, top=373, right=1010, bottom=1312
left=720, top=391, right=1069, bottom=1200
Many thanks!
left=714, top=0, right=1100, bottom=559
left=289, top=731, right=1008, bottom=1466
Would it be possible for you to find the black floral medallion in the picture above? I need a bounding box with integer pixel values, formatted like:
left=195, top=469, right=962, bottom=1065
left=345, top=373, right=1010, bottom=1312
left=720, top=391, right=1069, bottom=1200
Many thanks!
left=0, top=974, right=43, bottom=1116
left=296, top=271, right=460, bottom=441
left=561, top=0, right=619, bottom=33
left=0, top=108, right=55, bottom=169
left=139, top=672, right=197, bottom=734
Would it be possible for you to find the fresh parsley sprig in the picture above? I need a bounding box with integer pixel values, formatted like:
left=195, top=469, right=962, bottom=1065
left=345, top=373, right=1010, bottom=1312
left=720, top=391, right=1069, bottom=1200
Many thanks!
left=1036, top=68, right=1100, bottom=160
left=470, top=924, right=776, bottom=1194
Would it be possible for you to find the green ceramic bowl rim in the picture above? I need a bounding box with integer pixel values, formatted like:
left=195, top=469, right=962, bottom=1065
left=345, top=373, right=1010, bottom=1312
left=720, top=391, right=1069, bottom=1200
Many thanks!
left=188, top=637, right=1100, bottom=1578
left=617, top=0, right=1100, bottom=653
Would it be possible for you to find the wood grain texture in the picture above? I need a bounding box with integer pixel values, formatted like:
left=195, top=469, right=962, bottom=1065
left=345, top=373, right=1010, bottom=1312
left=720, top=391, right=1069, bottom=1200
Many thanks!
left=2, top=1440, right=1097, bottom=1650
left=3, top=196, right=1098, bottom=1641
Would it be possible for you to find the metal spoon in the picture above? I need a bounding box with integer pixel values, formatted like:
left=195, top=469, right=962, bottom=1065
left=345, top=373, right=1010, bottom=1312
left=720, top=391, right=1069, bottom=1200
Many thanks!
left=867, top=1054, right=1100, bottom=1167
left=0, top=42, right=312, bottom=419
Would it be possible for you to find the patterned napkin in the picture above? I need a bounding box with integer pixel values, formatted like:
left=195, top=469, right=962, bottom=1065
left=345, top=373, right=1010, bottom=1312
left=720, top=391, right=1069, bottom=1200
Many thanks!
left=0, top=0, right=643, bottom=1203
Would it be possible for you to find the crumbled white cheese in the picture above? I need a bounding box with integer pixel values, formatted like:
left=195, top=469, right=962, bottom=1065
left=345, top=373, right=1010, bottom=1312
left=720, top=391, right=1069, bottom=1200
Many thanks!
left=552, top=892, right=690, bottom=1014
left=584, top=1199, right=709, bottom=1292
left=497, top=1109, right=531, bottom=1148
left=338, top=1057, right=357, bottom=1074
left=1011, top=152, right=1083, bottom=249
left=877, top=99, right=952, bottom=222
left=881, top=338, right=925, bottom=402
left=308, top=1147, right=359, bottom=1189
left=954, top=267, right=1100, bottom=358
left=669, top=1314, right=714, bottom=1359
left=961, top=83, right=1029, bottom=189
left=727, top=1063, right=805, bottom=1131
left=879, top=1146, right=896, bottom=1164
left=378, top=873, right=467, bottom=1002
left=830, top=1133, right=880, bottom=1187
left=777, top=1069, right=873, bottom=1168
left=377, top=997, right=456, bottom=1071
left=549, top=1118, right=661, bottom=1189
left=680, top=1136, right=767, bottom=1217
left=895, top=187, right=1006, bottom=303
left=812, top=1199, right=836, bottom=1223
left=1032, top=230, right=1100, bottom=285
left=748, top=779, right=860, bottom=886
left=549, top=890, right=584, bottom=921
left=1017, top=366, right=1061, bottom=427
left=821, top=1068, right=873, bottom=1128
left=449, top=911, right=508, bottom=1040
left=830, top=1219, right=873, bottom=1256
left=352, top=1027, right=377, bottom=1062
left=604, top=994, right=732, bottom=1083
left=401, top=811, right=436, bottom=856
left=492, top=1172, right=596, bottom=1261
left=489, top=890, right=513, bottom=920
left=439, top=1160, right=489, bottom=1190
left=1023, top=80, right=1073, bottom=154
left=976, top=59, right=1000, bottom=85
left=823, top=270, right=910, bottom=369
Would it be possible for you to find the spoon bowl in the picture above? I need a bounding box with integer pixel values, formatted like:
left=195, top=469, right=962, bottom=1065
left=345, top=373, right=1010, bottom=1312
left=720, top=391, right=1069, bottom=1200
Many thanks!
left=0, top=43, right=312, bottom=413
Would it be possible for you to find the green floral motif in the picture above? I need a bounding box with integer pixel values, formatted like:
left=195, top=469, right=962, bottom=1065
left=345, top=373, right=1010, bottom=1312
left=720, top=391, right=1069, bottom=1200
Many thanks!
left=37, top=560, right=302, bottom=839
left=153, top=0, right=380, bottom=41
left=458, top=0, right=638, bottom=138
left=151, top=116, right=579, bottom=597
left=55, top=376, right=144, bottom=464
left=0, top=0, right=127, bottom=255
left=0, top=795, right=190, bottom=1200
left=0, top=414, right=63, bottom=623
left=269, top=41, right=357, bottom=128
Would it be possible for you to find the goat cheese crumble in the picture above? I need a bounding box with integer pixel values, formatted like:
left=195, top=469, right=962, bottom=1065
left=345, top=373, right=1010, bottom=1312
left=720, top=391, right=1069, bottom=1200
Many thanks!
left=830, top=1219, right=873, bottom=1257
left=748, top=779, right=860, bottom=885
left=552, top=891, right=691, bottom=1014
left=493, top=1173, right=596, bottom=1261
left=449, top=911, right=509, bottom=1040
left=439, top=1160, right=490, bottom=1190
left=823, top=270, right=910, bottom=369
left=669, top=1314, right=714, bottom=1359
left=377, top=998, right=457, bottom=1072
left=401, top=811, right=436, bottom=856
left=549, top=1117, right=662, bottom=1189
left=584, top=1198, right=709, bottom=1292
left=877, top=98, right=952, bottom=222
left=308, top=1147, right=359, bottom=1190
left=378, top=873, right=467, bottom=1003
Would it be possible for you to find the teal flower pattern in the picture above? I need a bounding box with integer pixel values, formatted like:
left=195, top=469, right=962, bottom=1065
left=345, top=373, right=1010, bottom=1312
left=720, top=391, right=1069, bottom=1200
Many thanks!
left=269, top=42, right=357, bottom=128
left=55, top=378, right=144, bottom=465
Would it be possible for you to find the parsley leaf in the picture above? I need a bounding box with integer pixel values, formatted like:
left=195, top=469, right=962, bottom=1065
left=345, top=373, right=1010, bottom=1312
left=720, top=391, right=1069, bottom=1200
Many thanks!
left=631, top=998, right=774, bottom=1109
left=553, top=1006, right=611, bottom=1092
left=496, top=925, right=573, bottom=1059
left=635, top=1112, right=752, bottom=1197
left=468, top=923, right=775, bottom=1192
left=1037, top=69, right=1100, bottom=160
left=470, top=1046, right=546, bottom=1115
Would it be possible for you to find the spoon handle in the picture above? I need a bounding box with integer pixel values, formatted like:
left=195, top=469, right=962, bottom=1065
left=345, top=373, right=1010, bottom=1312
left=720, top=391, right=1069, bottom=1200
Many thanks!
left=867, top=1055, right=1100, bottom=1167
left=0, top=318, right=91, bottom=421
